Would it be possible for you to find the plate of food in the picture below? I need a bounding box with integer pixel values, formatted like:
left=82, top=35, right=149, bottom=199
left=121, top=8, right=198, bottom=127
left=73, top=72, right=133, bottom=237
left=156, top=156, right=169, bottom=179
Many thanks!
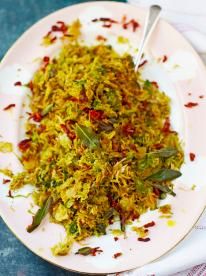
left=0, top=1, right=206, bottom=274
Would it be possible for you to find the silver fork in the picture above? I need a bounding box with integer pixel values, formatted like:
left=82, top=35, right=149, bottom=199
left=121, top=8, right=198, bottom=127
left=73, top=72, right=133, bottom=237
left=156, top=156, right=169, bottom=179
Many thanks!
left=134, top=5, right=162, bottom=71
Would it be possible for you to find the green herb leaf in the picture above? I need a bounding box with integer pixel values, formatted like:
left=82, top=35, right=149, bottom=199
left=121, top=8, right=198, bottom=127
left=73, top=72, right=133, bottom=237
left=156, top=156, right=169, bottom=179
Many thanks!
left=76, top=124, right=100, bottom=149
left=149, top=148, right=178, bottom=158
left=27, top=196, right=52, bottom=233
left=75, top=246, right=103, bottom=256
left=41, top=104, right=53, bottom=116
left=147, top=169, right=181, bottom=182
left=75, top=247, right=92, bottom=256
left=152, top=183, right=176, bottom=196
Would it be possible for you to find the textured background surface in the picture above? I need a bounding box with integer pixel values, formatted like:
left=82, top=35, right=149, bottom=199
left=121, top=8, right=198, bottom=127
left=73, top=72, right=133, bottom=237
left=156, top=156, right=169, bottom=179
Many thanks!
left=0, top=0, right=125, bottom=275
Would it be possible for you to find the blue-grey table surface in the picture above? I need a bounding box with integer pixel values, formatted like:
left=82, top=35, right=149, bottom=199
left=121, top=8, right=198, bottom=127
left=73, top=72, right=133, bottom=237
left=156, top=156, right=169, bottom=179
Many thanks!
left=0, top=0, right=124, bottom=275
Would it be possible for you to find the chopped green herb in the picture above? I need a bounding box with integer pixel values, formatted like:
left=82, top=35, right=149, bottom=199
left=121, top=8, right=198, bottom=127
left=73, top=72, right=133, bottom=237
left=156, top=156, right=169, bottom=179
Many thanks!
left=69, top=222, right=78, bottom=235
left=191, top=184, right=196, bottom=190
left=75, top=246, right=103, bottom=256
left=117, top=36, right=129, bottom=44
